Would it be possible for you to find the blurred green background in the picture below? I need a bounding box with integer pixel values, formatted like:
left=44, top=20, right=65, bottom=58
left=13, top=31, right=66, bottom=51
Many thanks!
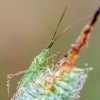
left=0, top=0, right=100, bottom=100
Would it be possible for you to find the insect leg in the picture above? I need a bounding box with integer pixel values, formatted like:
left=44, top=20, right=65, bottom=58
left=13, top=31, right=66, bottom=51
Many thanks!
left=40, top=52, right=59, bottom=69
left=7, top=68, right=39, bottom=99
left=43, top=52, right=59, bottom=62
left=7, top=70, right=33, bottom=98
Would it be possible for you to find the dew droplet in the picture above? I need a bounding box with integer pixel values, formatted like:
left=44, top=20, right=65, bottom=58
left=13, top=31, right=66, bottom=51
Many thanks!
left=7, top=84, right=9, bottom=86
left=85, top=63, right=88, bottom=67
left=89, top=67, right=93, bottom=71
left=18, top=81, right=20, bottom=85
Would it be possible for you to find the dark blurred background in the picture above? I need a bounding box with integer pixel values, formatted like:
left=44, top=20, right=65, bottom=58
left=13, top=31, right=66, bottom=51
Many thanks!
left=0, top=0, right=100, bottom=100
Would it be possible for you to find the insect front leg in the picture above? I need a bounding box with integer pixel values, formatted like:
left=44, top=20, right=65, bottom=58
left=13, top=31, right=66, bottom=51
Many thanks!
left=44, top=52, right=59, bottom=61
left=42, top=51, right=59, bottom=68
left=50, top=49, right=60, bottom=66
left=50, top=49, right=59, bottom=60
left=41, top=52, right=60, bottom=73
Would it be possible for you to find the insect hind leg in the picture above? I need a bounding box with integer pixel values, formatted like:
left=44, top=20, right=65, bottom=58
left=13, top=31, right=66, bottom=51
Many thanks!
left=7, top=69, right=35, bottom=100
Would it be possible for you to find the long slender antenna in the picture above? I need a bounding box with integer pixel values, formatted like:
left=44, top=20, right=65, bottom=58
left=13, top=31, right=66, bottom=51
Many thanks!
left=52, top=6, right=67, bottom=40
left=54, top=14, right=93, bottom=41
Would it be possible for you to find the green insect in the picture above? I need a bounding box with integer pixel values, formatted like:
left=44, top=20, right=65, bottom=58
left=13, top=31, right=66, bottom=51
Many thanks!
left=7, top=6, right=92, bottom=100
left=7, top=7, right=67, bottom=99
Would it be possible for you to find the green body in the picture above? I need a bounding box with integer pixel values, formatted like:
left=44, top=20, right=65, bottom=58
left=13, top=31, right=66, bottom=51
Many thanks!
left=19, top=41, right=54, bottom=87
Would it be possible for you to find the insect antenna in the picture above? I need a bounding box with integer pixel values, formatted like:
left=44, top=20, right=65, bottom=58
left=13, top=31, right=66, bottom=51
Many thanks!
left=54, top=14, right=92, bottom=41
left=45, top=6, right=67, bottom=49
left=52, top=6, right=67, bottom=40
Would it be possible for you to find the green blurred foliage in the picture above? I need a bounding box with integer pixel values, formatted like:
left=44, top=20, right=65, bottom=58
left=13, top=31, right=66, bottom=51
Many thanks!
left=0, top=0, right=100, bottom=100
